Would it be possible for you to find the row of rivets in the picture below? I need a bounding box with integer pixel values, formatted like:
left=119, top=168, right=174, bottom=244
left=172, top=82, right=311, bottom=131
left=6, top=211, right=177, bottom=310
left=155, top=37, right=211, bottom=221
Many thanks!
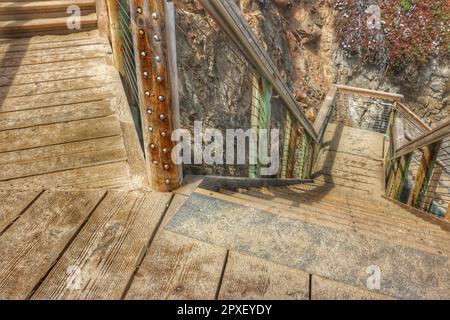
left=136, top=4, right=174, bottom=186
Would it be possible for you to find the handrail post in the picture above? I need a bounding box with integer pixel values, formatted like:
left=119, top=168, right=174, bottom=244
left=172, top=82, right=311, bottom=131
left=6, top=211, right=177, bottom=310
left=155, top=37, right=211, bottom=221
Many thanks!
left=422, top=164, right=443, bottom=212
left=106, top=0, right=124, bottom=75
left=407, top=141, right=442, bottom=208
left=130, top=0, right=182, bottom=191
left=95, top=0, right=110, bottom=37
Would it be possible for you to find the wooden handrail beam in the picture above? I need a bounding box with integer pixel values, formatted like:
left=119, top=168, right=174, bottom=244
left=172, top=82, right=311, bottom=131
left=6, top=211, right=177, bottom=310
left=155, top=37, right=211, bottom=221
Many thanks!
left=335, top=85, right=404, bottom=101
left=393, top=101, right=431, bottom=133
left=393, top=120, right=450, bottom=160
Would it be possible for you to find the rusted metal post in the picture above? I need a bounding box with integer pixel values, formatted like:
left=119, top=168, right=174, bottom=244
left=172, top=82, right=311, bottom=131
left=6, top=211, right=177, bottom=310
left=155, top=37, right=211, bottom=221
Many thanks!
left=130, top=0, right=181, bottom=191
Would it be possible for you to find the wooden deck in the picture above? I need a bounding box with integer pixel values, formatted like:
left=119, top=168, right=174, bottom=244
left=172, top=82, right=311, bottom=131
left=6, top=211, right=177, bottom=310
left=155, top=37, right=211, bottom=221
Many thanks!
left=0, top=31, right=147, bottom=190
left=1, top=27, right=448, bottom=300
left=0, top=187, right=396, bottom=300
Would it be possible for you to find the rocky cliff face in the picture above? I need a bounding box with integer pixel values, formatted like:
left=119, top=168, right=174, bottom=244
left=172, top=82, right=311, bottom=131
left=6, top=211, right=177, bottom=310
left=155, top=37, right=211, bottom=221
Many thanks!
left=234, top=0, right=448, bottom=124
left=174, top=0, right=447, bottom=175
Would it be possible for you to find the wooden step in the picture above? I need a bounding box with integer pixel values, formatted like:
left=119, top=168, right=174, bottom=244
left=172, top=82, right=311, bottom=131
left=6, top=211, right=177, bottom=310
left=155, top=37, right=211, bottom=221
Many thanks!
left=0, top=0, right=95, bottom=13
left=216, top=189, right=450, bottom=256
left=281, top=184, right=450, bottom=227
left=244, top=187, right=450, bottom=240
left=0, top=13, right=97, bottom=38
left=249, top=186, right=450, bottom=237
left=0, top=9, right=96, bottom=22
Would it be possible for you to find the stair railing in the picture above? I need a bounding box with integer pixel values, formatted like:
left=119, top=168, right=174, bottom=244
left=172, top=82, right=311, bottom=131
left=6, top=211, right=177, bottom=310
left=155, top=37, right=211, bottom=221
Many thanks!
left=312, top=84, right=403, bottom=169
left=385, top=103, right=450, bottom=221
left=173, top=0, right=320, bottom=180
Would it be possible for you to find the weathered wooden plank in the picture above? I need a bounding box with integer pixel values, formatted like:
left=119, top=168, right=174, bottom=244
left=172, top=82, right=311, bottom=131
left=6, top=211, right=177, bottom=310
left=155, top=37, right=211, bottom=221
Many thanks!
left=219, top=251, right=310, bottom=300
left=311, top=276, right=396, bottom=300
left=0, top=1, right=95, bottom=14
left=106, top=0, right=123, bottom=74
left=0, top=49, right=108, bottom=68
left=0, top=161, right=133, bottom=190
left=125, top=230, right=227, bottom=300
left=0, top=57, right=106, bottom=76
left=0, top=101, right=112, bottom=130
left=0, top=43, right=110, bottom=61
left=393, top=102, right=431, bottom=133
left=0, top=189, right=42, bottom=234
left=0, top=136, right=127, bottom=181
left=0, top=64, right=103, bottom=87
left=32, top=191, right=171, bottom=300
left=95, top=0, right=109, bottom=37
left=0, top=37, right=105, bottom=54
left=0, top=190, right=104, bottom=299
left=0, top=29, right=100, bottom=46
left=0, top=116, right=121, bottom=153
left=0, top=87, right=111, bottom=112
left=394, top=120, right=449, bottom=160
left=0, top=13, right=97, bottom=33
left=0, top=76, right=108, bottom=98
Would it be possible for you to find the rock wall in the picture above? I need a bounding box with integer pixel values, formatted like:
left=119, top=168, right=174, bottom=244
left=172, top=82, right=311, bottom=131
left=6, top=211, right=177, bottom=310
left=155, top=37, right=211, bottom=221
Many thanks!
left=211, top=0, right=448, bottom=124
left=174, top=0, right=448, bottom=175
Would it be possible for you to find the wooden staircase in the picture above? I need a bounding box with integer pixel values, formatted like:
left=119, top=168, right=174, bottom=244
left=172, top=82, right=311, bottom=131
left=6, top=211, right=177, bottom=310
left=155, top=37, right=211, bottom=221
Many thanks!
left=0, top=0, right=97, bottom=38
left=166, top=123, right=450, bottom=299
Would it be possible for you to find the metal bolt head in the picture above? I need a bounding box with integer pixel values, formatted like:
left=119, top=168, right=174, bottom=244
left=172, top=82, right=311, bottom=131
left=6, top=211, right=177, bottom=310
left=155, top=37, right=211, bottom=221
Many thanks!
left=137, top=7, right=143, bottom=14
left=146, top=108, right=152, bottom=115
left=148, top=126, right=153, bottom=132
left=162, top=147, right=168, bottom=153
left=164, top=164, right=170, bottom=170
left=156, top=76, right=164, bottom=82
left=140, top=51, right=146, bottom=57
left=138, top=29, right=145, bottom=36
left=158, top=95, right=165, bottom=102
left=161, top=131, right=167, bottom=137
left=143, top=71, right=149, bottom=78
left=153, top=160, right=158, bottom=165
left=159, top=113, right=166, bottom=120
left=150, top=143, right=156, bottom=150
left=165, top=179, right=170, bottom=184
left=153, top=35, right=161, bottom=42
left=155, top=56, right=161, bottom=62
left=152, top=12, right=159, bottom=20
